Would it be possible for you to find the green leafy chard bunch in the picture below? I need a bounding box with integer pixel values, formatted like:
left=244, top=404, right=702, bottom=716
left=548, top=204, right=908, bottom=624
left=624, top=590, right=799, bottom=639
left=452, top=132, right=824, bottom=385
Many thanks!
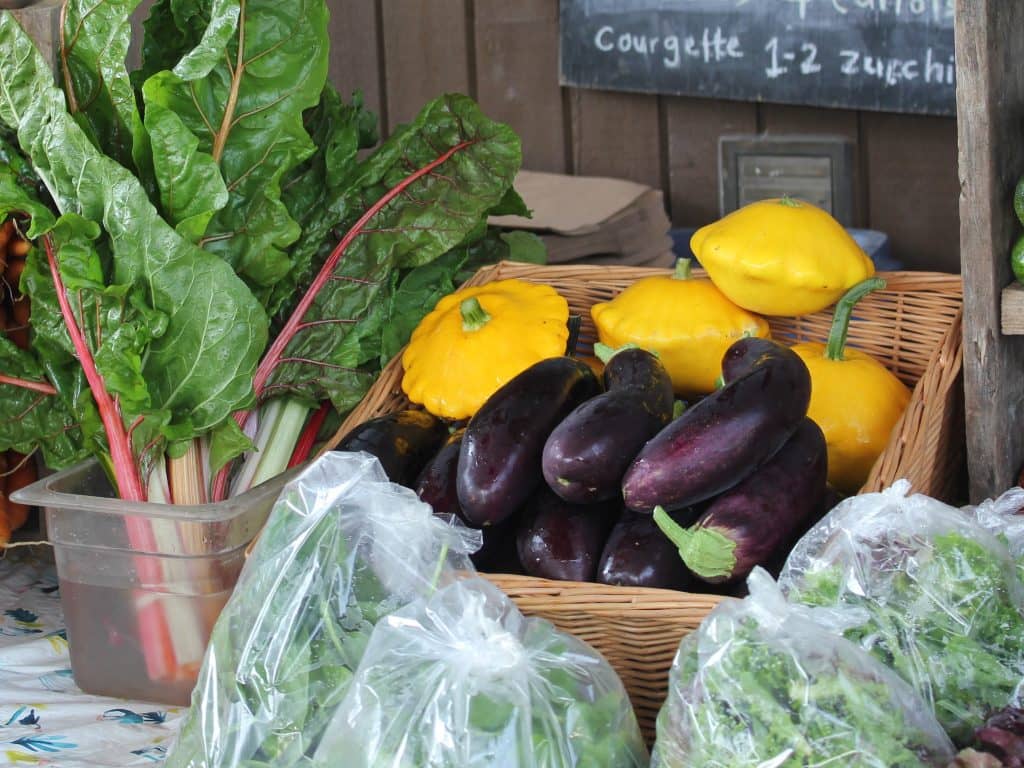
left=0, top=0, right=542, bottom=503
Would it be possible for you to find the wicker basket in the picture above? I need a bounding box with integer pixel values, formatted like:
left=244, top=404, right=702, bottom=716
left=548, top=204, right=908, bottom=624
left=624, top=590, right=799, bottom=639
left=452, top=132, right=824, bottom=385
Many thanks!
left=322, top=260, right=965, bottom=742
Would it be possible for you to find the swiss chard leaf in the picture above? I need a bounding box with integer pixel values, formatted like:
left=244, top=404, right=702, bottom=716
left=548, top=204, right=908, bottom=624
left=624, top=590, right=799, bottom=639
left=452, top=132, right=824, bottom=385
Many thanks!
left=141, top=75, right=229, bottom=243
left=260, top=94, right=523, bottom=412
left=0, top=335, right=86, bottom=469
left=59, top=0, right=144, bottom=174
left=139, top=0, right=330, bottom=294
left=270, top=84, right=377, bottom=318
left=135, top=0, right=240, bottom=85
left=0, top=14, right=268, bottom=440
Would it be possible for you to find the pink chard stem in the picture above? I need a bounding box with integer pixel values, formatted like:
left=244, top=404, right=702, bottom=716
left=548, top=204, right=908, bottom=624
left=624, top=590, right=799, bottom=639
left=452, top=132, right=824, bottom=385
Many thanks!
left=0, top=374, right=57, bottom=395
left=44, top=235, right=146, bottom=501
left=211, top=138, right=477, bottom=501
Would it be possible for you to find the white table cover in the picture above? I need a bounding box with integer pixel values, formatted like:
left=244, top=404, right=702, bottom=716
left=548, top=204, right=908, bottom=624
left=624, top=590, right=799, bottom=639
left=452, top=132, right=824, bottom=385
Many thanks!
left=0, top=550, right=183, bottom=766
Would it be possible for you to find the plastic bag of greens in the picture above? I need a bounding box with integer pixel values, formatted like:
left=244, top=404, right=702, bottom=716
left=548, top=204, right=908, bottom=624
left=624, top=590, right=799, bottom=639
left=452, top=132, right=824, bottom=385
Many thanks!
left=650, top=568, right=955, bottom=768
left=779, top=480, right=1024, bottom=747
left=964, top=486, right=1024, bottom=579
left=165, top=451, right=481, bottom=768
left=313, top=576, right=648, bottom=768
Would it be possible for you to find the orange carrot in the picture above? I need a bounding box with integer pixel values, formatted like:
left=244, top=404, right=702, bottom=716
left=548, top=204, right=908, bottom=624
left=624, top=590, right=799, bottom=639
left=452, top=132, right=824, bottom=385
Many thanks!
left=9, top=238, right=29, bottom=258
left=5, top=256, right=25, bottom=290
left=10, top=295, right=29, bottom=327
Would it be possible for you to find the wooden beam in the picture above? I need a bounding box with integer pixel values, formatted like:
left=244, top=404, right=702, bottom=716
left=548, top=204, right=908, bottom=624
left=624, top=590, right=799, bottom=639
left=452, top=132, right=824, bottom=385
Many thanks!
left=956, top=0, right=1024, bottom=500
left=8, top=0, right=61, bottom=74
left=1002, top=283, right=1024, bottom=335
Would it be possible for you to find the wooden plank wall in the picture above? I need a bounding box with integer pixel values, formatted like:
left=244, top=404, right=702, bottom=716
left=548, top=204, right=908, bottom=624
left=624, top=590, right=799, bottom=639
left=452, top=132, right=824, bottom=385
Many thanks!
left=325, top=0, right=960, bottom=273
left=956, top=0, right=1024, bottom=501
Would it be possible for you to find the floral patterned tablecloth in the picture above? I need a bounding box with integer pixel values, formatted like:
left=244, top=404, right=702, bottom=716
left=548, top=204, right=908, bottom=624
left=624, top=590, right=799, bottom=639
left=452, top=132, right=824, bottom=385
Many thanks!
left=0, top=550, right=183, bottom=766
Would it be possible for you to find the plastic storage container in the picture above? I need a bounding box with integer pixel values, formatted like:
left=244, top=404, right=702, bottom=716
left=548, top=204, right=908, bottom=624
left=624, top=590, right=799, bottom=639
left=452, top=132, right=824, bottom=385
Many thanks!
left=10, top=459, right=293, bottom=705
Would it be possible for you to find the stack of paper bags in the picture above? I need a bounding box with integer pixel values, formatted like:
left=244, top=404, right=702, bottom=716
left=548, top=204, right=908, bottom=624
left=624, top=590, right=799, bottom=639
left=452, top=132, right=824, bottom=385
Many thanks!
left=489, top=171, right=676, bottom=268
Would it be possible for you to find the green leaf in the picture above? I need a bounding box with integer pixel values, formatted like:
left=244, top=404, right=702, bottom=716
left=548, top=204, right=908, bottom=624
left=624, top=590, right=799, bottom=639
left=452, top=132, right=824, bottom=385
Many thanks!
left=135, top=0, right=240, bottom=85
left=263, top=94, right=523, bottom=412
left=269, top=85, right=377, bottom=318
left=139, top=0, right=330, bottom=294
left=142, top=75, right=229, bottom=243
left=500, top=230, right=546, bottom=264
left=208, top=416, right=253, bottom=474
left=0, top=335, right=87, bottom=469
left=59, top=0, right=144, bottom=173
left=0, top=15, right=268, bottom=439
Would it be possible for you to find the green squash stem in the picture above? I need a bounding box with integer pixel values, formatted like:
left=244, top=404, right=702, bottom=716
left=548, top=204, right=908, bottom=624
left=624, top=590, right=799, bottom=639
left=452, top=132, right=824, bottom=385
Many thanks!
left=460, top=296, right=491, bottom=332
left=673, top=257, right=693, bottom=280
left=824, top=277, right=887, bottom=361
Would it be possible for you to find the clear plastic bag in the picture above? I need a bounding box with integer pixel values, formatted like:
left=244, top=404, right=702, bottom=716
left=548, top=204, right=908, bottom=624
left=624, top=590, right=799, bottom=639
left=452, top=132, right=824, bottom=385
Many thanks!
left=650, top=568, right=956, bottom=768
left=313, top=576, right=648, bottom=768
left=165, top=451, right=481, bottom=768
left=779, top=480, right=1024, bottom=746
left=964, top=486, right=1024, bottom=579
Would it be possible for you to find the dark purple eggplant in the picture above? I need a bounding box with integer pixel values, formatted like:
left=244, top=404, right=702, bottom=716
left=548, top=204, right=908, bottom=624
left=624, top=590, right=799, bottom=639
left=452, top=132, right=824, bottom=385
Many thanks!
left=654, top=418, right=828, bottom=585
left=457, top=357, right=602, bottom=526
left=334, top=409, right=449, bottom=487
left=414, top=428, right=465, bottom=516
left=597, top=508, right=698, bottom=590
left=515, top=485, right=619, bottom=582
left=474, top=515, right=526, bottom=574
left=622, top=337, right=811, bottom=513
left=414, top=429, right=523, bottom=572
left=542, top=346, right=674, bottom=504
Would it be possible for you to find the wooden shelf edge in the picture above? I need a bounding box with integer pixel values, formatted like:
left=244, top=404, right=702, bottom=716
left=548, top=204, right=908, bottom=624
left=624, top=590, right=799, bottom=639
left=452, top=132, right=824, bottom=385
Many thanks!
left=1002, top=282, right=1024, bottom=335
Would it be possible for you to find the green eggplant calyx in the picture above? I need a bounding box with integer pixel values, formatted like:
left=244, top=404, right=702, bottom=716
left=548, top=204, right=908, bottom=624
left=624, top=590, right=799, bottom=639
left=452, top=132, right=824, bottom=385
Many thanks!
left=673, top=257, right=693, bottom=280
left=460, top=296, right=491, bottom=332
left=672, top=400, right=687, bottom=420
left=654, top=505, right=738, bottom=580
left=676, top=527, right=737, bottom=580
left=714, top=373, right=726, bottom=390
left=825, top=277, right=887, bottom=361
left=778, top=195, right=802, bottom=208
left=594, top=341, right=644, bottom=364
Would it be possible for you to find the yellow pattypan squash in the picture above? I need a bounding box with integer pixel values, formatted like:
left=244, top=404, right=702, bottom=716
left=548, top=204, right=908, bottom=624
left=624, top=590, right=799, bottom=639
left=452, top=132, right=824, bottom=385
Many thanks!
left=590, top=259, right=770, bottom=397
left=401, top=279, right=569, bottom=420
left=690, top=197, right=876, bottom=316
left=791, top=278, right=911, bottom=494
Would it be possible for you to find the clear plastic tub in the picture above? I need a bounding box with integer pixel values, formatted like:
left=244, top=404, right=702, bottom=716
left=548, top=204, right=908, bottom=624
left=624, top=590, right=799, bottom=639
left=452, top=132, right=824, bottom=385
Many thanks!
left=10, top=459, right=294, bottom=705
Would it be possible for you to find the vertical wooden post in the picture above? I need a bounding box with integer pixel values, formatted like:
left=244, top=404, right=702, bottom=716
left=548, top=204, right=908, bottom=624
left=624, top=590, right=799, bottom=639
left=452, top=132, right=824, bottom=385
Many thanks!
left=7, top=0, right=62, bottom=74
left=956, top=0, right=1024, bottom=501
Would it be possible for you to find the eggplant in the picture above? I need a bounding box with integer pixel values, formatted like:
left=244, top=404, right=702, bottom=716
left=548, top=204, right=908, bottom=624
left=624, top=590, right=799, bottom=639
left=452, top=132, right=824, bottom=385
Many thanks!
left=414, top=428, right=466, bottom=516
left=474, top=515, right=526, bottom=574
left=654, top=418, right=828, bottom=585
left=542, top=346, right=674, bottom=504
left=597, top=508, right=698, bottom=590
left=622, top=337, right=811, bottom=513
left=334, top=409, right=448, bottom=487
left=414, top=429, right=523, bottom=572
left=515, top=485, right=619, bottom=582
left=457, top=357, right=602, bottom=526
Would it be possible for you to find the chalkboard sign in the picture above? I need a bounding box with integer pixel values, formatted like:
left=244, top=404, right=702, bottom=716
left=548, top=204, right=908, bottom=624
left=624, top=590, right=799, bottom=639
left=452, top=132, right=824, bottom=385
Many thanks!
left=559, top=0, right=955, bottom=116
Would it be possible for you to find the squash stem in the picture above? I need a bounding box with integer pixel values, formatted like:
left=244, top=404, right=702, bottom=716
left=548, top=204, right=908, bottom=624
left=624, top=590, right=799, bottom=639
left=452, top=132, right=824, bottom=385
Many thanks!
left=673, top=257, right=692, bottom=280
left=825, top=277, right=887, bottom=361
left=460, top=296, right=491, bottom=332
